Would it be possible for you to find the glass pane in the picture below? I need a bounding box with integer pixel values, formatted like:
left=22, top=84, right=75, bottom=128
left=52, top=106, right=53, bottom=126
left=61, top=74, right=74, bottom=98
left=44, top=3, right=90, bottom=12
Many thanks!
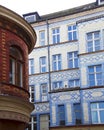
left=42, top=59, right=45, bottom=64
left=95, top=40, right=100, bottom=46
left=57, top=35, right=60, bottom=43
left=74, top=52, right=78, bottom=57
left=68, top=53, right=72, bottom=58
left=74, top=104, right=81, bottom=119
left=17, top=62, right=22, bottom=86
left=69, top=60, right=73, bottom=68
left=88, top=41, right=93, bottom=47
left=75, top=59, right=78, bottom=68
left=52, top=29, right=55, bottom=34
left=58, top=61, right=61, bottom=70
left=92, top=111, right=98, bottom=123
left=87, top=33, right=92, bottom=40
left=69, top=80, right=74, bottom=87
left=75, top=79, right=79, bottom=86
left=100, top=111, right=104, bottom=123
left=96, top=73, right=102, bottom=79
left=89, top=80, right=95, bottom=86
left=53, top=62, right=56, bottom=70
left=91, top=103, right=97, bottom=109
left=68, top=33, right=72, bottom=40
left=73, top=31, right=77, bottom=40
left=88, top=47, right=93, bottom=52
left=73, top=25, right=76, bottom=30
left=53, top=36, right=56, bottom=43
left=42, top=67, right=46, bottom=72
left=10, top=47, right=23, bottom=60
left=68, top=26, right=71, bottom=31
left=9, top=59, right=15, bottom=84
left=40, top=31, right=45, bottom=39
left=89, top=67, right=94, bottom=73
left=94, top=31, right=99, bottom=38
left=89, top=74, right=94, bottom=79
left=97, top=79, right=102, bottom=85
left=99, top=102, right=104, bottom=108
left=96, top=65, right=101, bottom=72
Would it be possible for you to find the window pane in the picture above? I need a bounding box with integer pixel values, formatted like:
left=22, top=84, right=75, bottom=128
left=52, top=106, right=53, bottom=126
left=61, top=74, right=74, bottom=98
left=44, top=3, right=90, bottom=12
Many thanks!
left=92, top=111, right=98, bottom=123
left=99, top=102, right=104, bottom=108
left=100, top=111, right=104, bottom=123
left=17, top=62, right=22, bottom=86
left=94, top=31, right=99, bottom=38
left=87, top=33, right=92, bottom=40
left=91, top=103, right=97, bottom=109
left=68, top=33, right=72, bottom=40
left=73, top=31, right=77, bottom=40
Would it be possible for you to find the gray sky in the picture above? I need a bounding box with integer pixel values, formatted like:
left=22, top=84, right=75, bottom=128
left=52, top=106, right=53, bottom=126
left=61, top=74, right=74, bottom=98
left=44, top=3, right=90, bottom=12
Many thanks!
left=0, top=0, right=95, bottom=16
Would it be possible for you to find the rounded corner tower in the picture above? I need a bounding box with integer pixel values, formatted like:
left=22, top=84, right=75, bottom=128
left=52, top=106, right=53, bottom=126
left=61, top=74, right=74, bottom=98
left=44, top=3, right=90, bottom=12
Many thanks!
left=0, top=5, right=36, bottom=130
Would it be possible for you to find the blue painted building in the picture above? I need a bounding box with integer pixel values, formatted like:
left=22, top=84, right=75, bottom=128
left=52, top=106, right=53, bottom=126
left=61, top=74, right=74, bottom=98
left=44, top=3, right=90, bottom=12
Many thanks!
left=24, top=0, right=104, bottom=130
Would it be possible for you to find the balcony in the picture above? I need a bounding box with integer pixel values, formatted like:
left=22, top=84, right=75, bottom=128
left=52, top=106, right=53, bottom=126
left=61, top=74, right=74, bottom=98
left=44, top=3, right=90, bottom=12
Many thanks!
left=0, top=82, right=29, bottom=101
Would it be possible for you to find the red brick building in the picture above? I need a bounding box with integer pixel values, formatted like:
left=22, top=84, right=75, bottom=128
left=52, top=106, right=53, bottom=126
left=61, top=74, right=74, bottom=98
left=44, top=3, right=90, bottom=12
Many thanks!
left=0, top=5, right=36, bottom=130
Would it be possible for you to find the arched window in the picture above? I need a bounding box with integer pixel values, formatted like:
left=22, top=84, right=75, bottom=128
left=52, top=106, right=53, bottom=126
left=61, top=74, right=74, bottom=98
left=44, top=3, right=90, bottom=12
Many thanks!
left=9, top=46, right=23, bottom=87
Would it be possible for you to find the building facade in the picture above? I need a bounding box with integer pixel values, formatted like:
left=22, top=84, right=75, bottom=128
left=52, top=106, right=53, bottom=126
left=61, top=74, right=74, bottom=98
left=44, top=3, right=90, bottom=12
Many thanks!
left=24, top=0, right=104, bottom=130
left=0, top=5, right=36, bottom=130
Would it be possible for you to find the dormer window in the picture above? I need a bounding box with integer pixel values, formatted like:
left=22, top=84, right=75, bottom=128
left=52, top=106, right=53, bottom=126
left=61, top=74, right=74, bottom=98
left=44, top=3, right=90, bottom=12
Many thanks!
left=97, top=0, right=104, bottom=5
left=25, top=15, right=36, bottom=23
left=23, top=12, right=41, bottom=23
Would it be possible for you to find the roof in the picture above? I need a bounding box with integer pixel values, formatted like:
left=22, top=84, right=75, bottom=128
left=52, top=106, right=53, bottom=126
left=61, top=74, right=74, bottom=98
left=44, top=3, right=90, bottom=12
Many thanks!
left=23, top=1, right=102, bottom=23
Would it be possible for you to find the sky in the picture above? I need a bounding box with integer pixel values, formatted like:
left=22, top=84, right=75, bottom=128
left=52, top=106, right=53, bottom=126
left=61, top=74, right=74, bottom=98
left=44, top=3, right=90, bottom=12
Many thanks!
left=0, top=0, right=96, bottom=16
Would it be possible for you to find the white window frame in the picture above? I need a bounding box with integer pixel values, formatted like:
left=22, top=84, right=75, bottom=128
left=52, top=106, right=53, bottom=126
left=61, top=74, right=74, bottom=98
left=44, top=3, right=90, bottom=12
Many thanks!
left=68, top=25, right=77, bottom=41
left=29, top=85, right=35, bottom=103
left=86, top=31, right=100, bottom=52
left=29, top=58, right=34, bottom=75
left=39, top=30, right=45, bottom=46
left=68, top=51, right=78, bottom=68
left=91, top=102, right=104, bottom=124
left=40, top=56, right=46, bottom=73
left=52, top=28, right=60, bottom=44
left=52, top=54, right=61, bottom=71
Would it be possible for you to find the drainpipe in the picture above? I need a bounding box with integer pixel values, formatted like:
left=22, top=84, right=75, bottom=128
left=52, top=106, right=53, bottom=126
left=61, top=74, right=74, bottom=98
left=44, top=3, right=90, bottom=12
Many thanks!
left=46, top=19, right=51, bottom=92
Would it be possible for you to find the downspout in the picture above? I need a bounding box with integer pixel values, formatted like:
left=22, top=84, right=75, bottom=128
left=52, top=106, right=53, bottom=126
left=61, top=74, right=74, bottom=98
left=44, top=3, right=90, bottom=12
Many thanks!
left=46, top=19, right=51, bottom=92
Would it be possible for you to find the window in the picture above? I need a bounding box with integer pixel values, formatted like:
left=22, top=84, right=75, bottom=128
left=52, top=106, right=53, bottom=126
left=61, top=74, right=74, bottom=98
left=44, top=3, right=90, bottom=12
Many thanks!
left=29, top=85, right=35, bottom=102
left=41, top=83, right=48, bottom=101
left=98, top=0, right=104, bottom=5
left=74, top=103, right=82, bottom=125
left=69, top=79, right=80, bottom=87
left=29, top=58, right=34, bottom=74
left=58, top=105, right=65, bottom=126
left=40, top=56, right=46, bottom=73
left=9, top=46, right=23, bottom=87
left=25, top=15, right=36, bottom=23
left=53, top=81, right=63, bottom=90
left=40, top=115, right=50, bottom=130
left=39, top=31, right=45, bottom=46
left=68, top=25, right=77, bottom=41
left=87, top=31, right=100, bottom=52
left=91, top=102, right=104, bottom=124
left=88, top=65, right=102, bottom=86
left=52, top=54, right=61, bottom=71
left=41, top=83, right=47, bottom=94
left=68, top=51, right=78, bottom=68
left=27, top=116, right=37, bottom=130
left=52, top=28, right=60, bottom=44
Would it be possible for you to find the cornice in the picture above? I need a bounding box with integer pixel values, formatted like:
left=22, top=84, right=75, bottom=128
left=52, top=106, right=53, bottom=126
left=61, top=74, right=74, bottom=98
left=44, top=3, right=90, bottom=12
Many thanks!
left=0, top=5, right=37, bottom=53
